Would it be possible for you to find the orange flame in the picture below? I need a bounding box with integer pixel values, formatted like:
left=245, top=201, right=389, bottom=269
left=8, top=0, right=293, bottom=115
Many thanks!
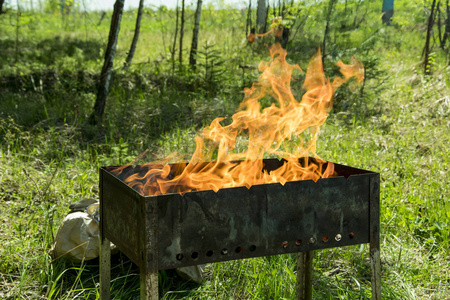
left=112, top=43, right=363, bottom=196
left=247, top=18, right=283, bottom=43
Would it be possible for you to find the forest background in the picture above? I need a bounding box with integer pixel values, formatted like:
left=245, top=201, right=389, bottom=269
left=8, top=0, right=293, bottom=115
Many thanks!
left=0, top=0, right=449, bottom=299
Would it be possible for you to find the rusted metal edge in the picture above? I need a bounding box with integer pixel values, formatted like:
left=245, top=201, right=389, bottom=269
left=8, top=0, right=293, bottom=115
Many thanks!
left=101, top=168, right=142, bottom=266
left=369, top=173, right=381, bottom=300
left=99, top=168, right=111, bottom=300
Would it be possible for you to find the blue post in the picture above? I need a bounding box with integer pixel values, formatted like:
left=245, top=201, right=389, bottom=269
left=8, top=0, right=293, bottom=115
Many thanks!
left=382, top=0, right=394, bottom=11
left=382, top=0, right=394, bottom=24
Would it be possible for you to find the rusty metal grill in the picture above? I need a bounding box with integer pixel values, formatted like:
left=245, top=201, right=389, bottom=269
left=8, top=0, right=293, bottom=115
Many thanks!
left=99, top=158, right=381, bottom=300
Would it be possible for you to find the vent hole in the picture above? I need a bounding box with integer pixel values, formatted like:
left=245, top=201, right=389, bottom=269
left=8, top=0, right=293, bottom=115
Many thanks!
left=191, top=252, right=199, bottom=260
left=249, top=245, right=256, bottom=252
left=281, top=241, right=289, bottom=248
left=176, top=253, right=183, bottom=261
left=235, top=247, right=242, bottom=253
left=309, top=237, right=316, bottom=244
left=206, top=250, right=213, bottom=257
left=322, top=236, right=329, bottom=243
left=221, top=248, right=228, bottom=255
left=349, top=232, right=355, bottom=239
left=335, top=234, right=342, bottom=241
left=295, top=239, right=302, bottom=246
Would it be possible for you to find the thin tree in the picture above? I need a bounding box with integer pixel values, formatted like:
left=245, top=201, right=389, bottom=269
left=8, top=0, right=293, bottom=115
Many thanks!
left=0, top=0, right=5, bottom=14
left=424, top=0, right=437, bottom=75
left=263, top=4, right=269, bottom=33
left=442, top=0, right=450, bottom=47
left=438, top=1, right=443, bottom=47
left=322, top=0, right=337, bottom=65
left=245, top=0, right=252, bottom=37
left=15, top=0, right=20, bottom=63
left=90, top=0, right=125, bottom=125
left=179, top=0, right=185, bottom=68
left=123, top=0, right=145, bottom=70
left=256, top=0, right=267, bottom=33
left=171, top=1, right=180, bottom=75
left=189, top=0, right=203, bottom=69
left=278, top=0, right=281, bottom=17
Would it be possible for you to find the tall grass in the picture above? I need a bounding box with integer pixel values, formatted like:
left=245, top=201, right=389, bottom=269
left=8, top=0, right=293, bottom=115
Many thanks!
left=1, top=1, right=449, bottom=299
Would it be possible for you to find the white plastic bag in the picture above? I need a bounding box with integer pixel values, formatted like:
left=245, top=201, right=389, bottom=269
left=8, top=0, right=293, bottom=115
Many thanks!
left=49, top=210, right=100, bottom=262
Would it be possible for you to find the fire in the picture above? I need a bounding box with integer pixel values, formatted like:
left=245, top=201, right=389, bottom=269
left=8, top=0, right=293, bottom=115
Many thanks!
left=247, top=18, right=283, bottom=43
left=112, top=43, right=363, bottom=196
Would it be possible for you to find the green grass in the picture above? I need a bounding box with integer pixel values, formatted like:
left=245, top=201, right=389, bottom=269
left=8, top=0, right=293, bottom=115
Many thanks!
left=1, top=0, right=450, bottom=299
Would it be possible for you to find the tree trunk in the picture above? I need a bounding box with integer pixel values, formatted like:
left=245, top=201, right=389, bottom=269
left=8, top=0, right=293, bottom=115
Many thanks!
left=179, top=0, right=185, bottom=68
left=322, top=0, right=337, bottom=65
left=438, top=1, right=444, bottom=49
left=189, top=0, right=203, bottom=69
left=278, top=0, right=281, bottom=17
left=246, top=0, right=252, bottom=37
left=256, top=0, right=267, bottom=33
left=15, top=0, right=20, bottom=63
left=171, top=2, right=179, bottom=75
left=424, top=0, right=437, bottom=75
left=90, top=0, right=125, bottom=125
left=263, top=4, right=269, bottom=33
left=0, top=0, right=5, bottom=14
left=443, top=0, right=450, bottom=46
left=123, top=0, right=144, bottom=70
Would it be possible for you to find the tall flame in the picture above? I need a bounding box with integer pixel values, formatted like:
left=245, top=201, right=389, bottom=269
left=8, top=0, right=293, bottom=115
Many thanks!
left=112, top=43, right=363, bottom=196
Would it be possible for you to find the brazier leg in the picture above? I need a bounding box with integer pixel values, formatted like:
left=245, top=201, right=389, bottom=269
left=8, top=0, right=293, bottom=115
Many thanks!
left=140, top=268, right=158, bottom=300
left=296, top=252, right=305, bottom=300
left=100, top=235, right=111, bottom=299
left=304, top=251, right=313, bottom=300
left=296, top=251, right=313, bottom=300
left=369, top=174, right=381, bottom=300
left=370, top=244, right=381, bottom=300
left=140, top=198, right=159, bottom=300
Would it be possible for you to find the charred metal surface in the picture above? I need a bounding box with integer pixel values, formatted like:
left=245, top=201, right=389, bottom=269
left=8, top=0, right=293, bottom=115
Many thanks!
left=153, top=173, right=371, bottom=269
left=101, top=169, right=143, bottom=265
left=100, top=159, right=379, bottom=271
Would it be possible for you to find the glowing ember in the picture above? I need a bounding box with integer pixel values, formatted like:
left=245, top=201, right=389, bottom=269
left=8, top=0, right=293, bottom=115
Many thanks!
left=112, top=43, right=363, bottom=196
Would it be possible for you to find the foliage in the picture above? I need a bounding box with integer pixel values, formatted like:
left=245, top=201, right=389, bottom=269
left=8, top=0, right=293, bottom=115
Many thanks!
left=195, top=42, right=226, bottom=89
left=1, top=0, right=450, bottom=299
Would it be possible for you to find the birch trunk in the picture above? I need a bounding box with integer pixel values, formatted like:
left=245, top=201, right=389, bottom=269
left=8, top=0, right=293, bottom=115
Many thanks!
left=424, top=0, right=437, bottom=75
left=256, top=0, right=267, bottom=34
left=245, top=0, right=252, bottom=37
left=322, top=0, right=337, bottom=65
left=90, top=0, right=125, bottom=124
left=443, top=0, right=450, bottom=46
left=172, top=1, right=180, bottom=75
left=123, top=0, right=144, bottom=70
left=179, top=0, right=185, bottom=67
left=189, top=0, right=203, bottom=68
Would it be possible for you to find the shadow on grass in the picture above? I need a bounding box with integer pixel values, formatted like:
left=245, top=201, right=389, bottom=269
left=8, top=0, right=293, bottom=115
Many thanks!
left=0, top=69, right=242, bottom=154
left=0, top=36, right=103, bottom=68
left=50, top=252, right=202, bottom=299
